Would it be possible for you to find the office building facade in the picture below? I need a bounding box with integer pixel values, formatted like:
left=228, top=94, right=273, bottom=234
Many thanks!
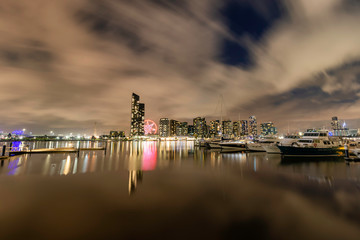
left=222, top=120, right=233, bottom=137
left=130, top=93, right=145, bottom=136
left=193, top=117, right=206, bottom=138
left=260, top=122, right=277, bottom=136
left=159, top=118, right=170, bottom=137
left=249, top=116, right=257, bottom=137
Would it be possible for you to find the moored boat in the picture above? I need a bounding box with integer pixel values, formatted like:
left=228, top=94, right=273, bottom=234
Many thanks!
left=344, top=145, right=360, bottom=162
left=278, top=130, right=342, bottom=157
left=278, top=145, right=341, bottom=157
left=218, top=141, right=247, bottom=151
left=263, top=144, right=281, bottom=154
left=264, top=135, right=300, bottom=154
left=246, top=143, right=266, bottom=152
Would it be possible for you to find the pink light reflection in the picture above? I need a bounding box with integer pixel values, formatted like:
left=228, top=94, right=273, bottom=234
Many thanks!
left=142, top=142, right=157, bottom=171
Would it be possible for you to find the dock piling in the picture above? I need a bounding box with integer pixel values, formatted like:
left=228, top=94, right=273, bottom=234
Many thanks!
left=2, top=145, right=6, bottom=156
left=104, top=142, right=107, bottom=155
left=8, top=143, right=12, bottom=156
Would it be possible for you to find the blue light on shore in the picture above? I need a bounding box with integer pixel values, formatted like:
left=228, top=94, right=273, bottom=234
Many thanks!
left=12, top=130, right=24, bottom=135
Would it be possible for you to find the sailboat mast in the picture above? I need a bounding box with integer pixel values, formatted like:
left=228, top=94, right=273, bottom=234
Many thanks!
left=220, top=95, right=223, bottom=136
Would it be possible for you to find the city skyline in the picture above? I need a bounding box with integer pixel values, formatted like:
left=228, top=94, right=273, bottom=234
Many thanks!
left=1, top=92, right=359, bottom=136
left=0, top=0, right=359, bottom=135
left=0, top=91, right=358, bottom=136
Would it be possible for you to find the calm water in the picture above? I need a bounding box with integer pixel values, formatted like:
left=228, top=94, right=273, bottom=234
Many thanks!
left=1, top=140, right=360, bottom=239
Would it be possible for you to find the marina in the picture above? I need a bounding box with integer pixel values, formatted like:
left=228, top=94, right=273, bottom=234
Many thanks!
left=2, top=0, right=359, bottom=238
left=1, top=140, right=360, bottom=239
left=0, top=139, right=358, bottom=175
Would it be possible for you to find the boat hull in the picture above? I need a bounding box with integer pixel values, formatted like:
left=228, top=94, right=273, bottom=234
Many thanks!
left=219, top=143, right=247, bottom=151
left=278, top=146, right=342, bottom=157
left=263, top=145, right=281, bottom=154
left=208, top=143, right=221, bottom=149
left=246, top=144, right=266, bottom=152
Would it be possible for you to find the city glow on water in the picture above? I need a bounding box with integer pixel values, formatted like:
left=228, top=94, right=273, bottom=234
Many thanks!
left=0, top=140, right=360, bottom=239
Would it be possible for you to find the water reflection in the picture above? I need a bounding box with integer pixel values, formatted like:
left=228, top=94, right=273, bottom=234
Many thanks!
left=142, top=142, right=157, bottom=171
left=60, top=155, right=71, bottom=175
left=128, top=170, right=143, bottom=195
left=11, top=141, right=22, bottom=151
left=8, top=158, right=20, bottom=175
left=0, top=140, right=360, bottom=190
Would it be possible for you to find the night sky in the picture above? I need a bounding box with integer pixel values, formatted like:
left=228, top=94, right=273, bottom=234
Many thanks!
left=1, top=0, right=360, bottom=135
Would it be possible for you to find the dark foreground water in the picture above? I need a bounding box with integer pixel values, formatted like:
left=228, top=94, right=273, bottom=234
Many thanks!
left=1, top=140, right=360, bottom=240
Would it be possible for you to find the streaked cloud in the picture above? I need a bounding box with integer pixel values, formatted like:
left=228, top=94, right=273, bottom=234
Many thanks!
left=0, top=0, right=359, bottom=134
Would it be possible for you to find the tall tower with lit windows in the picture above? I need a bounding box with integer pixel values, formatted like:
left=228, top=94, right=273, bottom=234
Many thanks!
left=130, top=93, right=145, bottom=136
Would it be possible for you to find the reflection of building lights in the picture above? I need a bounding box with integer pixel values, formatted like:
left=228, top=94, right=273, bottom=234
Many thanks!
left=128, top=170, right=143, bottom=195
left=82, top=154, right=89, bottom=173
left=73, top=157, right=78, bottom=174
left=11, top=141, right=21, bottom=151
left=7, top=158, right=20, bottom=176
left=60, top=156, right=71, bottom=175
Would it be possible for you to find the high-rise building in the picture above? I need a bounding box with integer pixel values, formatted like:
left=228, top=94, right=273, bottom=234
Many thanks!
left=110, top=131, right=126, bottom=138
left=193, top=117, right=206, bottom=138
left=209, top=120, right=220, bottom=137
left=176, top=122, right=188, bottom=136
left=222, top=120, right=233, bottom=137
left=159, top=118, right=170, bottom=137
left=260, top=122, right=277, bottom=136
left=249, top=116, right=257, bottom=137
left=331, top=116, right=340, bottom=130
left=138, top=103, right=145, bottom=135
left=170, top=120, right=180, bottom=136
left=240, top=120, right=248, bottom=136
left=188, top=125, right=195, bottom=136
left=130, top=93, right=145, bottom=136
left=233, top=121, right=241, bottom=137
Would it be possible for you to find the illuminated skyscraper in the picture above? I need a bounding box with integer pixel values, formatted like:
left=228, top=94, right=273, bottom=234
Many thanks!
left=222, top=120, right=233, bottom=137
left=239, top=120, right=248, bottom=136
left=209, top=120, right=220, bottom=137
left=176, top=122, right=188, bottom=136
left=159, top=118, right=170, bottom=137
left=260, top=122, right=277, bottom=136
left=188, top=125, right=195, bottom=136
left=331, top=116, right=340, bottom=130
left=170, top=120, right=180, bottom=136
left=249, top=116, right=257, bottom=137
left=138, top=103, right=145, bottom=135
left=193, top=117, right=206, bottom=138
left=233, top=121, right=240, bottom=137
left=130, top=93, right=145, bottom=136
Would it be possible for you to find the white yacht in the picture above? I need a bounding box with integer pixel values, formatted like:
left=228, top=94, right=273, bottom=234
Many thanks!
left=218, top=140, right=247, bottom=151
left=246, top=140, right=266, bottom=152
left=246, top=138, right=279, bottom=152
left=208, top=140, right=222, bottom=149
left=278, top=130, right=342, bottom=157
left=263, top=135, right=300, bottom=154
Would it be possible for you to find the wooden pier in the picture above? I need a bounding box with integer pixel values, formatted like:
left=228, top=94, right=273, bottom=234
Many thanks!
left=1, top=145, right=107, bottom=157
